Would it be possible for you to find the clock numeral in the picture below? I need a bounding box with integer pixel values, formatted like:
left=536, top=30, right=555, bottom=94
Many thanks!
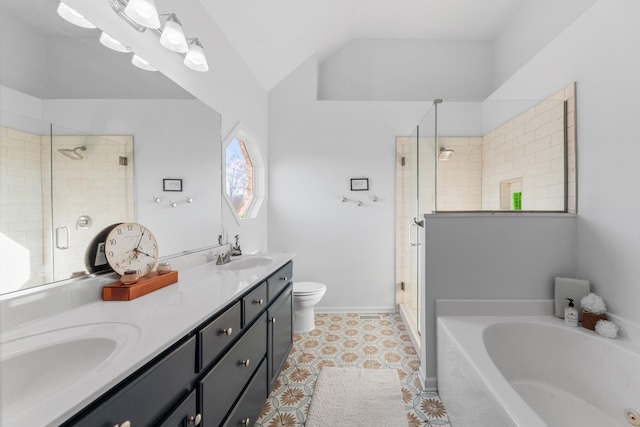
left=140, top=226, right=145, bottom=232
left=110, top=238, right=117, bottom=245
left=116, top=263, right=121, bottom=268
left=127, top=224, right=134, bottom=231
left=137, top=269, right=142, bottom=275
left=117, top=229, right=122, bottom=235
left=153, top=243, right=157, bottom=249
left=146, top=263, right=151, bottom=270
left=108, top=251, right=113, bottom=257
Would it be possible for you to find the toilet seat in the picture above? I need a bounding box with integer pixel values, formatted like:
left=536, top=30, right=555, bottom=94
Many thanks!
left=293, top=281, right=326, bottom=295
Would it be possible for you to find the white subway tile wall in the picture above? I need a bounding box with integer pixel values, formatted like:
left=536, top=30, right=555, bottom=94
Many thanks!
left=0, top=127, right=45, bottom=292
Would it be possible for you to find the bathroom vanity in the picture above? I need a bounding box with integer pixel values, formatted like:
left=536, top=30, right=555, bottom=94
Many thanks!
left=0, top=253, right=294, bottom=427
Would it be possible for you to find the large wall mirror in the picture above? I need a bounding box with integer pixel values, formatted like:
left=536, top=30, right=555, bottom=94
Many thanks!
left=0, top=0, right=222, bottom=295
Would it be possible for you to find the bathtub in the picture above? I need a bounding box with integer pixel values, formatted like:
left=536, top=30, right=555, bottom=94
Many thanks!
left=437, top=315, right=640, bottom=427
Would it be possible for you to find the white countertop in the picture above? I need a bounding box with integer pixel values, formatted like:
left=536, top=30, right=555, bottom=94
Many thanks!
left=0, top=253, right=295, bottom=427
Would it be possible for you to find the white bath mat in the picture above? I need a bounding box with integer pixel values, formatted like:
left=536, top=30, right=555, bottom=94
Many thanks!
left=305, top=367, right=407, bottom=427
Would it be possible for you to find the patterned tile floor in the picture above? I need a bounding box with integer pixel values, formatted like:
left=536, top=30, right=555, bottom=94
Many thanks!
left=255, top=313, right=451, bottom=426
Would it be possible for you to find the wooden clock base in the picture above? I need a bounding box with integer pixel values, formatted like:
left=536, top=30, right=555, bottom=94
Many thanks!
left=102, top=271, right=178, bottom=301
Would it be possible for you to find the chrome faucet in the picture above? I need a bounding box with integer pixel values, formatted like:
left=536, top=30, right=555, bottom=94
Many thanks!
left=215, top=235, right=242, bottom=265
left=231, top=235, right=242, bottom=254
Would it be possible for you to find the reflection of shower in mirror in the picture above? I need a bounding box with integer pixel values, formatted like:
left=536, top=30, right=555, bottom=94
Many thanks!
left=57, top=146, right=86, bottom=160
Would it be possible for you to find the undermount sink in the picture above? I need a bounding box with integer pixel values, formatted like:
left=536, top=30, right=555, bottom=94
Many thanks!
left=0, top=323, right=139, bottom=418
left=223, top=255, right=275, bottom=270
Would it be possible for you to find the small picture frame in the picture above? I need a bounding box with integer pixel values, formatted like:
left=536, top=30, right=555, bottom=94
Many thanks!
left=163, top=178, right=183, bottom=192
left=350, top=178, right=369, bottom=191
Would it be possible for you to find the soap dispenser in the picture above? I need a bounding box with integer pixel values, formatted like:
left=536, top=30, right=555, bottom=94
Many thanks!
left=564, top=298, right=578, bottom=327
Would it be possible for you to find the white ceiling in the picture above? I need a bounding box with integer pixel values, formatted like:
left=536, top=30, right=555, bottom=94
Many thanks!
left=200, top=0, right=529, bottom=90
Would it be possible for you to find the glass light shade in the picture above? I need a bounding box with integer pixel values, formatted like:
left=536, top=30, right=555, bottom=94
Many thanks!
left=99, top=32, right=132, bottom=53
left=57, top=2, right=96, bottom=29
left=124, top=0, right=161, bottom=29
left=184, top=39, right=209, bottom=72
left=160, top=15, right=188, bottom=53
left=131, top=54, right=157, bottom=72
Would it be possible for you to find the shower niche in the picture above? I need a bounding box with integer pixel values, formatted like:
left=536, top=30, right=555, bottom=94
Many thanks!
left=0, top=123, right=134, bottom=293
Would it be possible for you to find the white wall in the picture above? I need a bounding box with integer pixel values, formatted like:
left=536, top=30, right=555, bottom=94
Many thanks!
left=492, top=0, right=598, bottom=90
left=269, top=57, right=429, bottom=311
left=318, top=39, right=494, bottom=101
left=490, top=0, right=640, bottom=325
left=68, top=0, right=269, bottom=253
left=421, top=214, right=577, bottom=385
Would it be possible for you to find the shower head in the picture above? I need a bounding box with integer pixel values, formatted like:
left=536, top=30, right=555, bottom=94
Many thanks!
left=438, top=147, right=454, bottom=161
left=58, top=146, right=86, bottom=160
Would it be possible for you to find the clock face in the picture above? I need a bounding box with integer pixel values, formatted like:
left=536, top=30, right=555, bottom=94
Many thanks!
left=105, top=223, right=158, bottom=276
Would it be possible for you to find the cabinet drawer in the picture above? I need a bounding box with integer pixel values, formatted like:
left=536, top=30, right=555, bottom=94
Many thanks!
left=243, top=281, right=267, bottom=327
left=159, top=390, right=200, bottom=427
left=267, top=262, right=293, bottom=302
left=68, top=336, right=196, bottom=427
left=200, top=313, right=267, bottom=427
left=199, top=301, right=242, bottom=371
left=223, top=358, right=268, bottom=427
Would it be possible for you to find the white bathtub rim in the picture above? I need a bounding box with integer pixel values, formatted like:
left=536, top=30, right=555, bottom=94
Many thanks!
left=438, top=314, right=640, bottom=427
left=437, top=316, right=547, bottom=427
left=435, top=299, right=640, bottom=349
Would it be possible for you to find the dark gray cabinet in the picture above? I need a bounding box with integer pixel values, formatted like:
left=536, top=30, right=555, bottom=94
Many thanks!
left=62, top=261, right=293, bottom=427
left=159, top=390, right=199, bottom=427
left=199, top=313, right=267, bottom=427
left=268, top=288, right=293, bottom=388
left=223, top=359, right=268, bottom=427
left=63, top=336, right=197, bottom=427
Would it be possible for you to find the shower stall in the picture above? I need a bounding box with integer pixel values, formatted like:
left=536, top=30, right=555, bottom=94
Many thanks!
left=396, top=84, right=576, bottom=345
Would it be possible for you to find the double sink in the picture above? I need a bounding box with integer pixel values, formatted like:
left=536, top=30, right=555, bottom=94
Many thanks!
left=0, top=254, right=278, bottom=425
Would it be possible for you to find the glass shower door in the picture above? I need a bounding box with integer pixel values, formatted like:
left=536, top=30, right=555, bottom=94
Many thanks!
left=396, top=105, right=437, bottom=335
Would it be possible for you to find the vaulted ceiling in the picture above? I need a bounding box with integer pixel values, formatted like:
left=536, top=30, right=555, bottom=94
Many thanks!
left=200, top=0, right=529, bottom=90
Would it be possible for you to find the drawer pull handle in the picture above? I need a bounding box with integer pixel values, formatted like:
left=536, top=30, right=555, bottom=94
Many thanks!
left=188, top=413, right=202, bottom=425
left=254, top=298, right=264, bottom=305
left=271, top=317, right=276, bottom=324
left=241, top=417, right=251, bottom=425
left=220, top=327, right=233, bottom=336
left=279, top=276, right=288, bottom=281
left=113, top=422, right=131, bottom=427
left=241, top=358, right=250, bottom=367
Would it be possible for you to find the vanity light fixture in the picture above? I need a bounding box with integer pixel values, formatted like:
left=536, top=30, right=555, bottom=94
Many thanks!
left=160, top=14, right=188, bottom=53
left=131, top=53, right=157, bottom=71
left=184, top=38, right=209, bottom=72
left=107, top=0, right=209, bottom=72
left=56, top=2, right=96, bottom=29
left=99, top=31, right=132, bottom=53
left=123, top=0, right=161, bottom=29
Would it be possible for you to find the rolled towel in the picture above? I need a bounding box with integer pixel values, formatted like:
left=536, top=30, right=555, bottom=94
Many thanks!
left=554, top=277, right=590, bottom=320
left=595, top=319, right=618, bottom=339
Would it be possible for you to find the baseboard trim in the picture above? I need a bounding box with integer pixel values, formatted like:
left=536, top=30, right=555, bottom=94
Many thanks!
left=314, top=306, right=397, bottom=314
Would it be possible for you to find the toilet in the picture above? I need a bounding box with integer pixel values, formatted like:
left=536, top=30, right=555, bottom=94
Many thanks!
left=292, top=282, right=326, bottom=333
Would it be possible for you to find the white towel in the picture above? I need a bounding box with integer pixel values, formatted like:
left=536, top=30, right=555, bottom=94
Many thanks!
left=554, top=277, right=590, bottom=320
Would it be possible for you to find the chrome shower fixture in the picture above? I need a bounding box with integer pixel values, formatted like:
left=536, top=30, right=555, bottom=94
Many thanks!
left=438, top=147, right=454, bottom=161
left=58, top=146, right=87, bottom=160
